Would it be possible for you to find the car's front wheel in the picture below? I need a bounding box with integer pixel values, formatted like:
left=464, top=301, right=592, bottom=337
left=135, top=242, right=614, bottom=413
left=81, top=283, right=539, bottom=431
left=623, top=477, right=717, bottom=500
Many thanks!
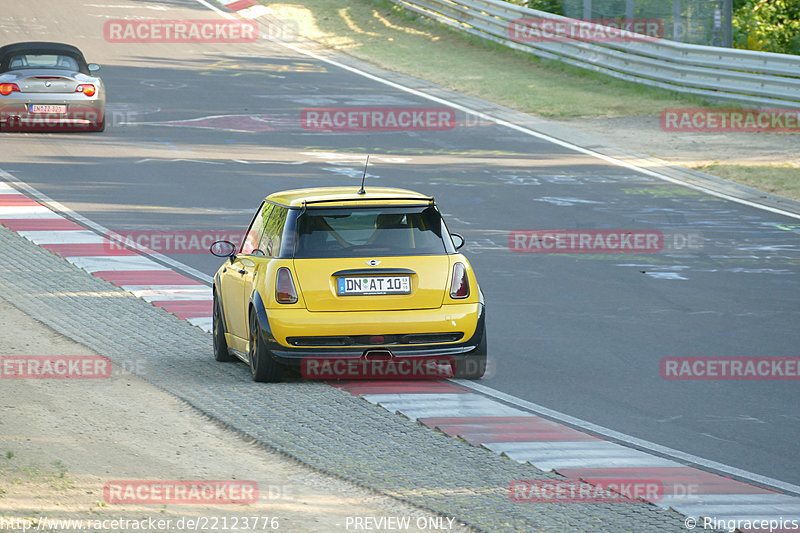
left=248, top=309, right=284, bottom=382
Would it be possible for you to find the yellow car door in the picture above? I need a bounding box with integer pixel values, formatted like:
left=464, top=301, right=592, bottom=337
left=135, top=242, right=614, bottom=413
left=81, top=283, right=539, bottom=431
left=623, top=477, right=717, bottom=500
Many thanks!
left=221, top=202, right=273, bottom=346
left=220, top=256, right=257, bottom=345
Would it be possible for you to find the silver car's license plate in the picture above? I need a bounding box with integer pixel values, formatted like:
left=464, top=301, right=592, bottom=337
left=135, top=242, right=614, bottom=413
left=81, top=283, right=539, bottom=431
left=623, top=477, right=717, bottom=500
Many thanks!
left=338, top=276, right=411, bottom=296
left=29, top=104, right=67, bottom=114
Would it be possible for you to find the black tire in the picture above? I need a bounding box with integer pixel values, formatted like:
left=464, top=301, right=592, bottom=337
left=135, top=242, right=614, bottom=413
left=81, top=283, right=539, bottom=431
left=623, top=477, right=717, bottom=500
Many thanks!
left=248, top=309, right=284, bottom=382
left=454, top=327, right=487, bottom=379
left=213, top=290, right=235, bottom=362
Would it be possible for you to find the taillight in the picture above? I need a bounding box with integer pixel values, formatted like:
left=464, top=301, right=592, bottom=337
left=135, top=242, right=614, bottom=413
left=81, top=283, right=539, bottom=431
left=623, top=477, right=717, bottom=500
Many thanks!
left=450, top=262, right=469, bottom=299
left=76, top=84, right=96, bottom=97
left=0, top=83, right=20, bottom=96
left=276, top=267, right=298, bottom=304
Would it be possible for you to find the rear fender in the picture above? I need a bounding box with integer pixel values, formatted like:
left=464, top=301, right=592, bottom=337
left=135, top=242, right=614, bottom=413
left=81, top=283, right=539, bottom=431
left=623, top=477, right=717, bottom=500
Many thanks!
left=250, top=290, right=282, bottom=353
left=463, top=302, right=486, bottom=352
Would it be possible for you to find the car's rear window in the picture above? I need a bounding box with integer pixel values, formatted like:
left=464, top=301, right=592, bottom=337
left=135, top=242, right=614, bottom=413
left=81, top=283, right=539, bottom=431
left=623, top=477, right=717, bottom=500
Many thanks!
left=8, top=53, right=79, bottom=71
left=294, top=206, right=447, bottom=258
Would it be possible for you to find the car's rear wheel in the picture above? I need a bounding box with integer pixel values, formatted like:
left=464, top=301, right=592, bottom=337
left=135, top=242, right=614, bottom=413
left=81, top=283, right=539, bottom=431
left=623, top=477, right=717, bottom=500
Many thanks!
left=454, top=326, right=487, bottom=379
left=213, top=290, right=235, bottom=362
left=248, top=309, right=284, bottom=382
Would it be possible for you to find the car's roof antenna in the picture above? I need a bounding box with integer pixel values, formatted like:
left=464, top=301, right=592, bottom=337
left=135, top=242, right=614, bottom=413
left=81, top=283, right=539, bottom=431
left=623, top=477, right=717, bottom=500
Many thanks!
left=357, top=155, right=369, bottom=195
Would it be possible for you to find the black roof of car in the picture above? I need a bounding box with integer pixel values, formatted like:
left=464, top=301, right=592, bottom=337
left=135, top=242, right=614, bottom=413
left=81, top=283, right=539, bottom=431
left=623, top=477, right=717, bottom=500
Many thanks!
left=0, top=42, right=90, bottom=74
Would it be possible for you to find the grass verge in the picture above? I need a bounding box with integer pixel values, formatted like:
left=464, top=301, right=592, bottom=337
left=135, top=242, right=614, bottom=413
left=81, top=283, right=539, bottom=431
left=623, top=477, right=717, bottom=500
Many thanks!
left=692, top=164, right=800, bottom=200
left=269, top=0, right=700, bottom=118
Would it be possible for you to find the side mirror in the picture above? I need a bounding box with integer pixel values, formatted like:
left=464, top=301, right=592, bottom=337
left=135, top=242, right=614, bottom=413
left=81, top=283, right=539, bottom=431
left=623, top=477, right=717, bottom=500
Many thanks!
left=87, top=63, right=101, bottom=72
left=210, top=240, right=237, bottom=259
left=451, top=233, right=465, bottom=250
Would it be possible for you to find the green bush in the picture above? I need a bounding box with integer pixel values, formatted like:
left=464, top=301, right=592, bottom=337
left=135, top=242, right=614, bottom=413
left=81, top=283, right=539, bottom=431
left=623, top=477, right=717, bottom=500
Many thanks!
left=502, top=0, right=565, bottom=14
left=733, top=0, right=800, bottom=55
left=525, top=0, right=565, bottom=14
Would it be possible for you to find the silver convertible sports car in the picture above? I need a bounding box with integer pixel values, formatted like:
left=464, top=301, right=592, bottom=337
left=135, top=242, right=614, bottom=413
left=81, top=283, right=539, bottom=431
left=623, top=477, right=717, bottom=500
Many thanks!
left=0, top=42, right=105, bottom=132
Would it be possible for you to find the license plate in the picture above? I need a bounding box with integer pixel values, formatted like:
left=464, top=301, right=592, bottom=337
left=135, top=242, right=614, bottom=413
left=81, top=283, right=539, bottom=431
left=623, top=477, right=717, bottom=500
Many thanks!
left=29, top=105, right=67, bottom=114
left=338, top=276, right=411, bottom=296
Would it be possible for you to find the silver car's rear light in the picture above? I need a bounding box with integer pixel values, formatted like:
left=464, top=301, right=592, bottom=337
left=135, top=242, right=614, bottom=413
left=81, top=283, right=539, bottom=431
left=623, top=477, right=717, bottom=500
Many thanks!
left=0, top=83, right=20, bottom=95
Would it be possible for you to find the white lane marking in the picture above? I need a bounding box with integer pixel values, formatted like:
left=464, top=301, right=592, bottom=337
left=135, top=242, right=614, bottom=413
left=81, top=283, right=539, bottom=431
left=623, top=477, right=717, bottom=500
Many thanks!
left=661, top=494, right=800, bottom=506
left=488, top=440, right=646, bottom=453
left=672, top=500, right=800, bottom=520
left=65, top=255, right=170, bottom=273
left=485, top=440, right=682, bottom=470
left=658, top=493, right=800, bottom=515
left=454, top=380, right=800, bottom=496
left=134, top=158, right=225, bottom=165
left=84, top=4, right=168, bottom=9
left=121, top=285, right=213, bottom=301
left=16, top=230, right=105, bottom=244
left=518, top=456, right=679, bottom=470
left=644, top=272, right=689, bottom=280
left=0, top=170, right=212, bottom=284
left=237, top=5, right=271, bottom=19
left=0, top=182, right=24, bottom=194
left=187, top=316, right=213, bottom=332
left=192, top=0, right=800, bottom=222
left=362, top=393, right=526, bottom=419
left=0, top=206, right=61, bottom=218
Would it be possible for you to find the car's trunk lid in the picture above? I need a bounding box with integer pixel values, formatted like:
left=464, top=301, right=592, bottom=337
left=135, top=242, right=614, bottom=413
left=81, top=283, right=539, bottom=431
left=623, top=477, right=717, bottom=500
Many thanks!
left=293, top=256, right=449, bottom=312
left=15, top=72, right=79, bottom=93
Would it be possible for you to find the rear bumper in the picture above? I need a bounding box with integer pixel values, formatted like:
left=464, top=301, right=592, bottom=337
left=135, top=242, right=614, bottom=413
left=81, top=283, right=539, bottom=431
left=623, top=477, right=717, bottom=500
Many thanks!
left=0, top=98, right=104, bottom=130
left=259, top=302, right=485, bottom=365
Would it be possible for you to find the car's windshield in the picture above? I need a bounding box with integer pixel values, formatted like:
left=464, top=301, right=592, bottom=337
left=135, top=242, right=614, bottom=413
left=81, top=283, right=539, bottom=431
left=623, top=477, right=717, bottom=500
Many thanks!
left=294, top=205, right=447, bottom=258
left=8, top=53, right=79, bottom=71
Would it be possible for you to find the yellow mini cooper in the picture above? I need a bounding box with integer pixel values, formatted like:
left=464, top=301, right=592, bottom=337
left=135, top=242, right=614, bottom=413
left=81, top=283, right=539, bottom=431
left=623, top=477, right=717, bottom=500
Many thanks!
left=210, top=186, right=486, bottom=382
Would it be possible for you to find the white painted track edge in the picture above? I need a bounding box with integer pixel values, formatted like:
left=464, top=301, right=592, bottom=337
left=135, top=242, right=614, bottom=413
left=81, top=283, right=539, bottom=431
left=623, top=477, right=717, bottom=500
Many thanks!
left=0, top=169, right=213, bottom=284
left=454, top=379, right=800, bottom=496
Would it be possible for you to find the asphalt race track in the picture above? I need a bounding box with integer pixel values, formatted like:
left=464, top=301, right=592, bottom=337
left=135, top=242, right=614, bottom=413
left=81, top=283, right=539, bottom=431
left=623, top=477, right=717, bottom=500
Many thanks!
left=1, top=0, right=798, bottom=528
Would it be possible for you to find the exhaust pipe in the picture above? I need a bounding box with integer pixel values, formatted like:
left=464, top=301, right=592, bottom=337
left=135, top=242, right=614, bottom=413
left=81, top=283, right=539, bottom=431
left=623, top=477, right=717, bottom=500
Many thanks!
left=362, top=349, right=394, bottom=361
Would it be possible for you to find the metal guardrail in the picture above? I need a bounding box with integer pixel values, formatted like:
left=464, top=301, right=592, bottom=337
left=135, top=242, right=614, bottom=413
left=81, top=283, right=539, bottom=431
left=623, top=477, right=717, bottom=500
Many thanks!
left=389, top=0, right=800, bottom=107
